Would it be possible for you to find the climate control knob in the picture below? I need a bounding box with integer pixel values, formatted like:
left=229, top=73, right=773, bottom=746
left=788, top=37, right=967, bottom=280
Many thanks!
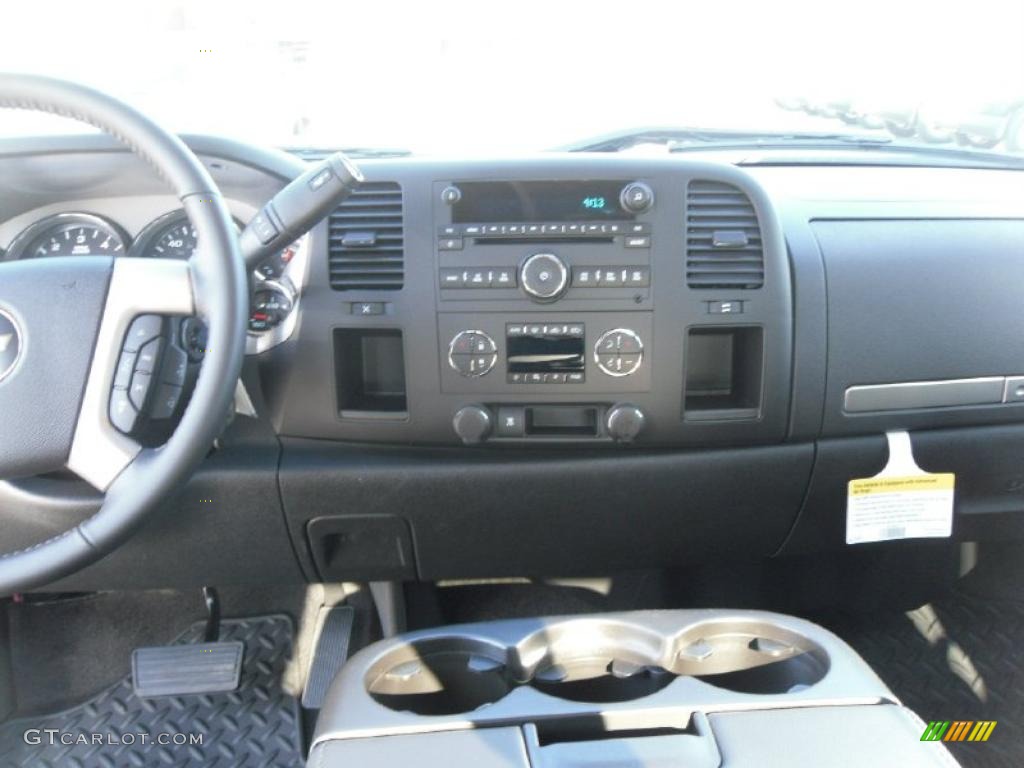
left=606, top=403, right=645, bottom=443
left=594, top=328, right=644, bottom=377
left=453, top=405, right=492, bottom=444
left=448, top=330, right=497, bottom=377
left=520, top=253, right=568, bottom=302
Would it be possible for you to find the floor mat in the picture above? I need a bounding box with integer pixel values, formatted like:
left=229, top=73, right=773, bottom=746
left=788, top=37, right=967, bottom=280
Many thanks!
left=820, top=593, right=1024, bottom=768
left=0, top=614, right=302, bottom=768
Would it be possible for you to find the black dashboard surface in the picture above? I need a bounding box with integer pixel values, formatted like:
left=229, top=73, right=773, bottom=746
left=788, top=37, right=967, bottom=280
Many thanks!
left=2, top=135, right=1024, bottom=588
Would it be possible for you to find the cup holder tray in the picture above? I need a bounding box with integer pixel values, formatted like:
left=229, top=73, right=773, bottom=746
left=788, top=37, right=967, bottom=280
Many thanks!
left=322, top=610, right=892, bottom=738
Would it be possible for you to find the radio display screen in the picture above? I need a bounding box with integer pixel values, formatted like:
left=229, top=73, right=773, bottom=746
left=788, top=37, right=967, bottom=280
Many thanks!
left=507, top=334, right=585, bottom=373
left=452, top=181, right=631, bottom=223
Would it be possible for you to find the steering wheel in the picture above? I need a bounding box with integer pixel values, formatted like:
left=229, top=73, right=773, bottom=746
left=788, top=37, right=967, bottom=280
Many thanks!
left=0, top=75, right=247, bottom=594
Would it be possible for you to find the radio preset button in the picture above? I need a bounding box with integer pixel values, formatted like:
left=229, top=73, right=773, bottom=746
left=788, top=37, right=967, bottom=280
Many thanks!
left=624, top=235, right=651, bottom=248
left=573, top=267, right=598, bottom=287
left=493, top=268, right=516, bottom=287
left=438, top=237, right=464, bottom=250
left=626, top=267, right=650, bottom=286
left=440, top=269, right=464, bottom=287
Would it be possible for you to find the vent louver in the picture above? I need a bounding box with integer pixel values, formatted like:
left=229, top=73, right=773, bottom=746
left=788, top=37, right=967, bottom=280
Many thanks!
left=328, top=182, right=404, bottom=291
left=686, top=180, right=764, bottom=289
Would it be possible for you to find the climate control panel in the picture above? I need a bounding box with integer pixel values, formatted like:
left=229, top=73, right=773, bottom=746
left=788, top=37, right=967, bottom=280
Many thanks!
left=439, top=313, right=651, bottom=395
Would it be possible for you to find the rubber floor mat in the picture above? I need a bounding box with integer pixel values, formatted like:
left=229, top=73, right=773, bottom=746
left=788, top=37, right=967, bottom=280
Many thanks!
left=0, top=614, right=302, bottom=768
left=820, top=594, right=1024, bottom=768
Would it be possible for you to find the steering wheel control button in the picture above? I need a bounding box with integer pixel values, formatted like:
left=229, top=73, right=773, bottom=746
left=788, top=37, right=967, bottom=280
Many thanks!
left=595, top=329, right=644, bottom=377
left=109, top=388, right=138, bottom=434
left=448, top=331, right=497, bottom=377
left=160, top=344, right=189, bottom=387
left=620, top=181, right=654, bottom=213
left=129, top=371, right=153, bottom=410
left=520, top=253, right=568, bottom=301
left=113, top=350, right=137, bottom=389
left=124, top=314, right=163, bottom=352
left=150, top=383, right=183, bottom=420
left=135, top=337, right=163, bottom=374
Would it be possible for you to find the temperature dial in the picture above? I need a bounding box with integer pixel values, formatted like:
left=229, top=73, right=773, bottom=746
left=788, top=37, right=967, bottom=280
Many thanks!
left=594, top=328, right=644, bottom=377
left=448, top=330, right=498, bottom=377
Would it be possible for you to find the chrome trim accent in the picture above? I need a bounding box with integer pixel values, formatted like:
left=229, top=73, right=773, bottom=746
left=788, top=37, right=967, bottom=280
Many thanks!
left=1004, top=376, right=1024, bottom=403
left=447, top=330, right=497, bottom=377
left=843, top=376, right=1005, bottom=413
left=520, top=252, right=568, bottom=301
left=246, top=234, right=308, bottom=355
left=233, top=378, right=258, bottom=417
left=67, top=258, right=194, bottom=491
left=0, top=307, right=23, bottom=383
left=593, top=328, right=644, bottom=377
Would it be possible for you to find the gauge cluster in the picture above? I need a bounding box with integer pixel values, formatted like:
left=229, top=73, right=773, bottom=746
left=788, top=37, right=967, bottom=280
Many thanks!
left=7, top=213, right=127, bottom=259
left=4, top=209, right=305, bottom=352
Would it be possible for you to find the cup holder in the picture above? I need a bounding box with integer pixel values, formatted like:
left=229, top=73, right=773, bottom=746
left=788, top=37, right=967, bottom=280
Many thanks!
left=365, top=637, right=512, bottom=716
left=522, top=619, right=676, bottom=703
left=363, top=618, right=831, bottom=716
left=670, top=620, right=829, bottom=695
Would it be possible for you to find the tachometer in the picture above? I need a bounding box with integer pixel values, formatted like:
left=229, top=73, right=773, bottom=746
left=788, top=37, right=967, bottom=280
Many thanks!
left=10, top=213, right=127, bottom=259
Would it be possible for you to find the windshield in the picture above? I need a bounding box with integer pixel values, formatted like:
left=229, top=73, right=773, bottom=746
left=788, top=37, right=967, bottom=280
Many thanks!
left=5, top=0, right=1024, bottom=157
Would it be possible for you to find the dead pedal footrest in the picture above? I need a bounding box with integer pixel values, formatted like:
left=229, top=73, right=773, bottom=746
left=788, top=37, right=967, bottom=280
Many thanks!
left=132, top=641, right=245, bottom=697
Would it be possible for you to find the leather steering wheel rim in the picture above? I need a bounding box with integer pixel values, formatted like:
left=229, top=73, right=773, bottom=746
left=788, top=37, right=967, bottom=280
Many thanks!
left=0, top=74, right=248, bottom=594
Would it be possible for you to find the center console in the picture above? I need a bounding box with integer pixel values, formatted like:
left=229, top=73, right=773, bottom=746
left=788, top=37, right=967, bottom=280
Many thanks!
left=268, top=157, right=794, bottom=448
left=308, top=610, right=955, bottom=767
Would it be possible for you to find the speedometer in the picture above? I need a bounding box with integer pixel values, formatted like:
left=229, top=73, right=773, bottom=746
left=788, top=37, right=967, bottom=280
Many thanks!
left=134, top=211, right=297, bottom=277
left=10, top=213, right=127, bottom=259
left=150, top=220, right=197, bottom=260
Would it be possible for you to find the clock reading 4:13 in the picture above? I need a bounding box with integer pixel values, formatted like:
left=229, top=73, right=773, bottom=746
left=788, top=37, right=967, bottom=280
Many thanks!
left=581, top=196, right=607, bottom=209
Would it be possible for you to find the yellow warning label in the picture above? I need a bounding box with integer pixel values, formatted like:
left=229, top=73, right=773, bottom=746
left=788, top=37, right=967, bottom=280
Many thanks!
left=849, top=474, right=956, bottom=496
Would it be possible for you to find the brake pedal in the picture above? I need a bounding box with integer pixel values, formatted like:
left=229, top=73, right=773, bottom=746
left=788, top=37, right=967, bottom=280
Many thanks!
left=131, top=586, right=244, bottom=698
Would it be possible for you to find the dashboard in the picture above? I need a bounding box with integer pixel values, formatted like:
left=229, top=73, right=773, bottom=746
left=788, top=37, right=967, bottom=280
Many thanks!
left=2, top=134, right=1024, bottom=590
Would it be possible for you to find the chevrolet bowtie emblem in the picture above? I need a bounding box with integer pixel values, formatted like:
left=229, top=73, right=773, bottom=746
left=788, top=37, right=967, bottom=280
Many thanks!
left=0, top=309, right=22, bottom=382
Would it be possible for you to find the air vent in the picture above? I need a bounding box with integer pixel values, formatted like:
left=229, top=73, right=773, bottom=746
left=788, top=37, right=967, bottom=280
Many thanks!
left=328, top=182, right=404, bottom=291
left=686, top=180, right=764, bottom=289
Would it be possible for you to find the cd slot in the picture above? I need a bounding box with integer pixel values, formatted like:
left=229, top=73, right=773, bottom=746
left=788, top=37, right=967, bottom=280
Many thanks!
left=471, top=236, right=614, bottom=246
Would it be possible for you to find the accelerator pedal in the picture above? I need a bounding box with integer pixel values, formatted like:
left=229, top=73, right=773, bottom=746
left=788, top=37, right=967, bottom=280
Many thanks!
left=302, top=605, right=355, bottom=709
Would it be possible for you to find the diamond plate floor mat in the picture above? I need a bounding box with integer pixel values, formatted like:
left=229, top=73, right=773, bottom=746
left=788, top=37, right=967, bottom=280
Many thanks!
left=819, top=593, right=1024, bottom=768
left=0, top=614, right=302, bottom=768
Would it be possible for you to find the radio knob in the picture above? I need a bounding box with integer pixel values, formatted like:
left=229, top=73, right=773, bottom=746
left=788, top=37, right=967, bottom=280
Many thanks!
left=520, top=253, right=568, bottom=302
left=453, top=405, right=492, bottom=444
left=606, top=403, right=645, bottom=443
left=620, top=181, right=654, bottom=213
